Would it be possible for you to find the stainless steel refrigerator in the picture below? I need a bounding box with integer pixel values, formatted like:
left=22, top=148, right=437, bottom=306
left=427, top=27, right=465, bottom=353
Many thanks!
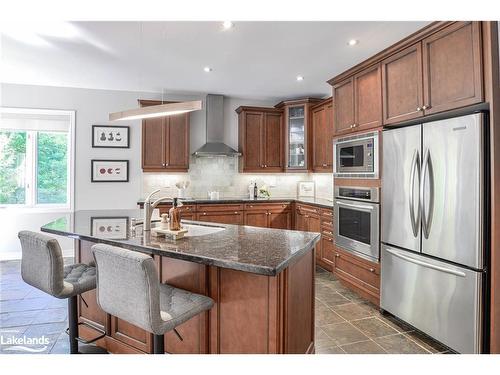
left=381, top=112, right=486, bottom=354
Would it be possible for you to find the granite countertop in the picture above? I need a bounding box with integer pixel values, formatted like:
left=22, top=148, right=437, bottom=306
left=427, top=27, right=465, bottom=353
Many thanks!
left=41, top=209, right=320, bottom=276
left=137, top=196, right=334, bottom=209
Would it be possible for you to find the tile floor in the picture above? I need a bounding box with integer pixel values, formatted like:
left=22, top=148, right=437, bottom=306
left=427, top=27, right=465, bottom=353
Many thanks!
left=0, top=260, right=451, bottom=354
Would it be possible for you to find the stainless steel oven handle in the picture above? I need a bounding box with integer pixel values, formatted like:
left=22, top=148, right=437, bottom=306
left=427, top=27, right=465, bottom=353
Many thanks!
left=336, top=201, right=374, bottom=211
left=386, top=248, right=466, bottom=278
left=409, top=149, right=420, bottom=237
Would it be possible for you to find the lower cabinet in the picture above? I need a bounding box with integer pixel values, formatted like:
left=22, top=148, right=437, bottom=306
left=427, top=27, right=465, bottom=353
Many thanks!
left=332, top=245, right=380, bottom=306
left=243, top=203, right=292, bottom=229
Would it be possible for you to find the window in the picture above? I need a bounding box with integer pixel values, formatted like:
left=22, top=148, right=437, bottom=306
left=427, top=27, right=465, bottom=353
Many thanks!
left=0, top=108, right=74, bottom=209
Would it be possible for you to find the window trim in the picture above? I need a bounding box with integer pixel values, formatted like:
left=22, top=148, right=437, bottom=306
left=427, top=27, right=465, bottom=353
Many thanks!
left=0, top=107, right=75, bottom=211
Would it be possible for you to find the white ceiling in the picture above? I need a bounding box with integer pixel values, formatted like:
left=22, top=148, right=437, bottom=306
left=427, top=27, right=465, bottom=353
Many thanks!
left=1, top=21, right=430, bottom=100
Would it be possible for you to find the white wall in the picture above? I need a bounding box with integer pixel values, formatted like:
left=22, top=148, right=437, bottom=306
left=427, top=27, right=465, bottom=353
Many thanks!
left=1, top=83, right=207, bottom=210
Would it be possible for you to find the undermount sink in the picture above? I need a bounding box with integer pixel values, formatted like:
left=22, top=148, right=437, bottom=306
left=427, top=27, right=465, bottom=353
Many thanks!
left=175, top=223, right=225, bottom=237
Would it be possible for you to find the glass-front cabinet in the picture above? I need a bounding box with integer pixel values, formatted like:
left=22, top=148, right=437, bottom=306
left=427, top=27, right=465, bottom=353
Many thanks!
left=276, top=98, right=322, bottom=172
left=287, top=105, right=306, bottom=168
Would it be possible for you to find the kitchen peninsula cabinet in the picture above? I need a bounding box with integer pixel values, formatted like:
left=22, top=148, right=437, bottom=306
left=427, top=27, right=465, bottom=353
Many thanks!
left=236, top=106, right=283, bottom=173
left=140, top=99, right=190, bottom=172
left=42, top=210, right=319, bottom=354
left=311, top=98, right=334, bottom=172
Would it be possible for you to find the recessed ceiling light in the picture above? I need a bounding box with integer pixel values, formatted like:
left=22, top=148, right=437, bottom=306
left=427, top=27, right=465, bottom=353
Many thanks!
left=348, top=39, right=359, bottom=46
left=204, top=66, right=213, bottom=73
left=222, top=21, right=234, bottom=30
left=296, top=75, right=304, bottom=81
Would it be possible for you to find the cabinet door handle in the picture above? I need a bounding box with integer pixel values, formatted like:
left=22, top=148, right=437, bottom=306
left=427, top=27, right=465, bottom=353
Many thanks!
left=335, top=253, right=340, bottom=258
left=234, top=211, right=239, bottom=214
left=416, top=107, right=422, bottom=112
left=264, top=164, right=267, bottom=168
left=422, top=105, right=431, bottom=110
left=202, top=212, right=207, bottom=215
left=369, top=268, right=375, bottom=273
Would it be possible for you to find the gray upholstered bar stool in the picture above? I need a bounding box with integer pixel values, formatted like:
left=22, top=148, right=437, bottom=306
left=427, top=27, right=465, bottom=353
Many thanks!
left=91, top=244, right=214, bottom=354
left=18, top=231, right=106, bottom=354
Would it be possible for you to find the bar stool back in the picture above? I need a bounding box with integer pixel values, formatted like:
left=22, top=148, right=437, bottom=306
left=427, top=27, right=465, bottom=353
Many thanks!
left=18, top=231, right=105, bottom=353
left=92, top=244, right=214, bottom=353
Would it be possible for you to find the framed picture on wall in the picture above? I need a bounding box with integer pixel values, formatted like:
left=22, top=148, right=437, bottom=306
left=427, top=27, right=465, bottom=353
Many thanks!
left=90, top=216, right=129, bottom=239
left=91, top=160, right=129, bottom=182
left=92, top=125, right=130, bottom=148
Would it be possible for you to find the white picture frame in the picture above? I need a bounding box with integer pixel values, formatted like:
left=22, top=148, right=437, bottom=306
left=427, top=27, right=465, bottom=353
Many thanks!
left=297, top=181, right=315, bottom=198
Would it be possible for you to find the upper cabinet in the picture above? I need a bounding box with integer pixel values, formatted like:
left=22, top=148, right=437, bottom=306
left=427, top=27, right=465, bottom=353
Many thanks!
left=275, top=98, right=322, bottom=172
left=333, top=64, right=382, bottom=136
left=382, top=22, right=482, bottom=125
left=330, top=22, right=484, bottom=129
left=381, top=43, right=424, bottom=124
left=311, top=98, right=334, bottom=172
left=236, top=106, right=283, bottom=173
left=140, top=100, right=190, bottom=172
left=421, top=21, right=483, bottom=115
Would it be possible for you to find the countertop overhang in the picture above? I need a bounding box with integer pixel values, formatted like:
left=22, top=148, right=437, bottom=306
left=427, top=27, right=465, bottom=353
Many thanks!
left=41, top=209, right=320, bottom=276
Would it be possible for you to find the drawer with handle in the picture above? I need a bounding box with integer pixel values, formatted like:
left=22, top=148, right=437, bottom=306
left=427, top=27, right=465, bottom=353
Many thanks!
left=197, top=204, right=244, bottom=212
left=333, top=246, right=380, bottom=294
left=244, top=203, right=291, bottom=211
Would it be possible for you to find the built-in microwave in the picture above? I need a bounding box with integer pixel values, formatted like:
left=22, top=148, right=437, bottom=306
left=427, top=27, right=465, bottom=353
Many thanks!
left=333, top=131, right=379, bottom=178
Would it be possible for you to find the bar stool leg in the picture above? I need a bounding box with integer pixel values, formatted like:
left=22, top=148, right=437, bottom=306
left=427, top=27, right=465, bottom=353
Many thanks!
left=153, top=334, right=165, bottom=354
left=68, top=296, right=79, bottom=354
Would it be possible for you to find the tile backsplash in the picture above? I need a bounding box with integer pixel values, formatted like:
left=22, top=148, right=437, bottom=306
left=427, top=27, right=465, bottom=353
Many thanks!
left=141, top=156, right=333, bottom=200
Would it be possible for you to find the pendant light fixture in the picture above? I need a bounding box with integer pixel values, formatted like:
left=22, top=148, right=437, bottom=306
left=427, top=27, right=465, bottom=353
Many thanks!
left=109, top=22, right=202, bottom=122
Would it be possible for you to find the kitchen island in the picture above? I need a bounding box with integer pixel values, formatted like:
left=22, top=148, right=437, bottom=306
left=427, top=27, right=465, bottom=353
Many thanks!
left=41, top=209, right=320, bottom=354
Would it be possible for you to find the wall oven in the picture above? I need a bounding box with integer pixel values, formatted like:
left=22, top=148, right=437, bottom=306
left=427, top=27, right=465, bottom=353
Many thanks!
left=334, top=186, right=380, bottom=262
left=333, top=131, right=379, bottom=178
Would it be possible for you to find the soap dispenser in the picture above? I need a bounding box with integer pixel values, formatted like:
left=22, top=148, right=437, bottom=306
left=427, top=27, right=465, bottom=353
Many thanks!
left=169, top=198, right=181, bottom=231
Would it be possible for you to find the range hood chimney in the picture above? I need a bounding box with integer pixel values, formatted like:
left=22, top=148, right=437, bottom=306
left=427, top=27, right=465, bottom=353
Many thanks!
left=193, top=94, right=241, bottom=157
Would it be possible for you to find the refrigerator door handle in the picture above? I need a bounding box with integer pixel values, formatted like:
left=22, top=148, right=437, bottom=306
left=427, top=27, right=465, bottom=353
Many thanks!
left=421, top=149, right=434, bottom=239
left=409, top=149, right=420, bottom=237
left=385, top=248, right=466, bottom=278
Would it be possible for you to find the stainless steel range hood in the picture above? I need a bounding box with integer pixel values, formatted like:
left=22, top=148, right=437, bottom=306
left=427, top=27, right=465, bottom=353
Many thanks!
left=193, top=94, right=241, bottom=157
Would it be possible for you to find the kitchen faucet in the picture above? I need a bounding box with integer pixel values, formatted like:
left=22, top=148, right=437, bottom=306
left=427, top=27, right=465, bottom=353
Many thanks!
left=143, top=189, right=173, bottom=231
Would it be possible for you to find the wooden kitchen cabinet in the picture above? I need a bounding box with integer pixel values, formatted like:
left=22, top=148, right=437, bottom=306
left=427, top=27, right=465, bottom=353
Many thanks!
left=311, top=98, right=334, bottom=172
left=140, top=100, right=190, bottom=172
left=196, top=210, right=244, bottom=225
left=421, top=21, right=483, bottom=115
left=295, top=204, right=322, bottom=261
left=333, top=245, right=380, bottom=306
left=244, top=203, right=292, bottom=229
left=333, top=65, right=382, bottom=136
left=381, top=43, right=424, bottom=125
left=331, top=22, right=483, bottom=129
left=236, top=106, right=283, bottom=173
left=333, top=78, right=354, bottom=136
left=382, top=22, right=482, bottom=125
left=354, top=64, right=382, bottom=131
left=275, top=98, right=322, bottom=172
